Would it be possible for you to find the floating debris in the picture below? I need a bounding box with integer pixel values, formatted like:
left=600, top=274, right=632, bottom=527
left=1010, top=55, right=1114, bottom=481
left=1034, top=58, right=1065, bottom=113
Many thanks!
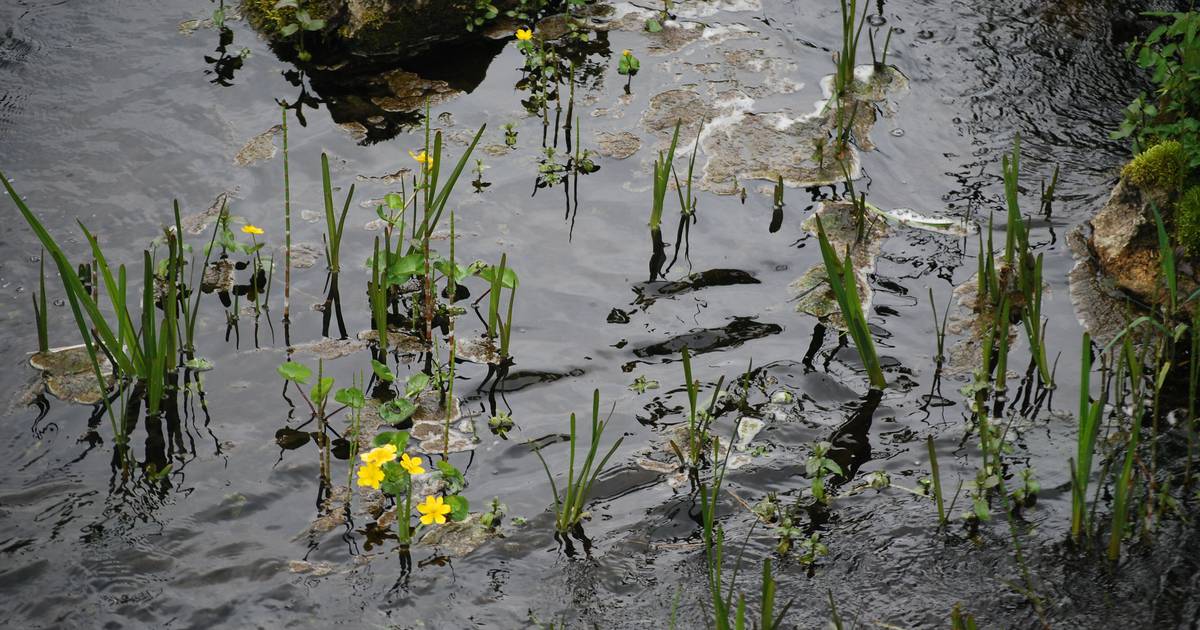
left=233, top=125, right=282, bottom=167
left=181, top=191, right=234, bottom=235
left=285, top=242, right=324, bottom=270
left=372, top=70, right=459, bottom=113
left=455, top=336, right=500, bottom=365
left=418, top=513, right=498, bottom=557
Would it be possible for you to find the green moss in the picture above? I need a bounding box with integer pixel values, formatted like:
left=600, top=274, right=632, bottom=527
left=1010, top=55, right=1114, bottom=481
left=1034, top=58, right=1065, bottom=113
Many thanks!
left=241, top=0, right=296, bottom=34
left=1178, top=185, right=1200, bottom=257
left=1122, top=140, right=1187, bottom=193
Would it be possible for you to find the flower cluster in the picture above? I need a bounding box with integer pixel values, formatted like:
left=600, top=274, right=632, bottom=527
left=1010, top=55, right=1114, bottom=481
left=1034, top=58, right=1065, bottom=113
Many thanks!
left=356, top=444, right=399, bottom=489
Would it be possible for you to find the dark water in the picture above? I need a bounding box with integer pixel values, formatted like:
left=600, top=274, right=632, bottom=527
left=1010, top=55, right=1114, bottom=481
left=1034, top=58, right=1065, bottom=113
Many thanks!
left=0, top=0, right=1194, bottom=627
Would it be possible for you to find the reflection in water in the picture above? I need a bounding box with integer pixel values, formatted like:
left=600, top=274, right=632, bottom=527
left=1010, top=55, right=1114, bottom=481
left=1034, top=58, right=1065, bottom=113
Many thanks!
left=633, top=317, right=783, bottom=358
left=204, top=26, right=248, bottom=87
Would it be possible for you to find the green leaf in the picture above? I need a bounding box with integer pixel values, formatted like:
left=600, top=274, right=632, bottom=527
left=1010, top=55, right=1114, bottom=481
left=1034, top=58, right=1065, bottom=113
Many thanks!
left=387, top=251, right=425, bottom=284
left=334, top=387, right=365, bottom=409
left=373, top=430, right=411, bottom=452
left=475, top=264, right=519, bottom=288
left=371, top=359, right=395, bottom=382
left=278, top=362, right=312, bottom=384
left=385, top=192, right=404, bottom=209
left=645, top=18, right=662, bottom=32
left=304, top=18, right=326, bottom=30
left=185, top=357, right=214, bottom=372
left=436, top=460, right=466, bottom=494
left=310, top=377, right=335, bottom=403
left=279, top=23, right=299, bottom=36
left=379, top=398, right=417, bottom=424
left=446, top=494, right=470, bottom=521
left=404, top=372, right=430, bottom=398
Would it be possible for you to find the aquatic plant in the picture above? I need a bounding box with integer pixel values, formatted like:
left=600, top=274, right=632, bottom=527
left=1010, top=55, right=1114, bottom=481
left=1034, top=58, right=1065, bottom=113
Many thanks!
left=282, top=106, right=293, bottom=322
left=1000, top=138, right=1054, bottom=388
left=531, top=389, right=624, bottom=534
left=926, top=435, right=946, bottom=525
left=32, top=251, right=48, bottom=353
left=699, top=438, right=793, bottom=629
left=1121, top=139, right=1187, bottom=192
left=671, top=348, right=725, bottom=472
left=358, top=430, right=469, bottom=545
left=806, top=441, right=843, bottom=505
left=648, top=121, right=681, bottom=281
left=1113, top=10, right=1200, bottom=167
left=812, top=215, right=887, bottom=389
left=834, top=0, right=869, bottom=98
left=1069, top=333, right=1106, bottom=544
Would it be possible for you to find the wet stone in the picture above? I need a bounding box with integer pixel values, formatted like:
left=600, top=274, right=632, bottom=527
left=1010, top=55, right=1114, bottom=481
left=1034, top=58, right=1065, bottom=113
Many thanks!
left=417, top=513, right=496, bottom=557
left=285, top=242, right=323, bottom=270
left=455, top=336, right=500, bottom=365
left=410, top=391, right=478, bottom=454
left=291, top=338, right=368, bottom=361
left=594, top=131, right=641, bottom=160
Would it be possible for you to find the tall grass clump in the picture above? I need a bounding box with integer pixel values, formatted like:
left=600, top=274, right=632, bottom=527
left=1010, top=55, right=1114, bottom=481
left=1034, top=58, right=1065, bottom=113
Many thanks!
left=648, top=121, right=681, bottom=281
left=813, top=215, right=886, bottom=389
left=669, top=347, right=725, bottom=472
left=531, top=389, right=624, bottom=534
left=1069, top=333, right=1106, bottom=544
left=834, top=0, right=869, bottom=98
left=1001, top=138, right=1053, bottom=388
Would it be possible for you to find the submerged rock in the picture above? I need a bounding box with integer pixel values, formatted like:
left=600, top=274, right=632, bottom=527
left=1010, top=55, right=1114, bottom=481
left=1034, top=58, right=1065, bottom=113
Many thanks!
left=291, top=337, right=369, bottom=360
left=29, top=345, right=114, bottom=405
left=410, top=390, right=478, bottom=453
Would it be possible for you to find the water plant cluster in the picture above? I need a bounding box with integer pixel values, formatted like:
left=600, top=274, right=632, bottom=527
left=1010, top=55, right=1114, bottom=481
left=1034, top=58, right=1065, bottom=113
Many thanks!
left=6, top=1, right=1200, bottom=627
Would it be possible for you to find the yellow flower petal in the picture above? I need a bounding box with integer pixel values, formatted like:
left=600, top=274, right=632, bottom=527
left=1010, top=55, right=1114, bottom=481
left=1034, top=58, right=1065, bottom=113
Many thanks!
left=241, top=224, right=264, bottom=235
left=400, top=453, right=425, bottom=476
left=356, top=464, right=384, bottom=489
left=516, top=28, right=532, bottom=41
left=622, top=49, right=632, bottom=57
left=361, top=444, right=397, bottom=466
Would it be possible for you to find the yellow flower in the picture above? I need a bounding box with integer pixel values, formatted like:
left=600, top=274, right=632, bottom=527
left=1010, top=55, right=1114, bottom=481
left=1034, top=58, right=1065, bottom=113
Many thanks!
left=400, top=452, right=425, bottom=476
left=408, top=149, right=433, bottom=170
left=516, top=28, right=533, bottom=41
left=417, top=495, right=452, bottom=525
left=241, top=224, right=264, bottom=235
left=622, top=49, right=632, bottom=57
left=356, top=463, right=384, bottom=489
left=360, top=444, right=398, bottom=466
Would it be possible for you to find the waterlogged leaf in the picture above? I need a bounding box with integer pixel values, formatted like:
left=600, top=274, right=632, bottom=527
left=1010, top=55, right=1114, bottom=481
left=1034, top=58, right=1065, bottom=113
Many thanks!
left=433, top=259, right=475, bottom=284
left=185, top=357, right=215, bottom=372
left=405, top=372, right=430, bottom=399
left=371, top=359, right=395, bottom=382
left=380, top=398, right=417, bottom=424
left=278, top=361, right=312, bottom=384
left=334, top=386, right=364, bottom=409
left=310, top=377, right=335, bottom=403
left=387, top=251, right=425, bottom=284
left=446, top=494, right=470, bottom=521
left=645, top=18, right=662, bottom=32
left=476, top=264, right=519, bottom=289
left=373, top=430, right=411, bottom=452
left=823, top=458, right=843, bottom=476
left=436, top=460, right=466, bottom=494
left=972, top=496, right=991, bottom=521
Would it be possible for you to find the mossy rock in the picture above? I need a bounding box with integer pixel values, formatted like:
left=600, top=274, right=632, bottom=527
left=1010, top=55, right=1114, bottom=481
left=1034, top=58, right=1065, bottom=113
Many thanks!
left=1122, top=140, right=1186, bottom=194
left=1179, top=185, right=1200, bottom=258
